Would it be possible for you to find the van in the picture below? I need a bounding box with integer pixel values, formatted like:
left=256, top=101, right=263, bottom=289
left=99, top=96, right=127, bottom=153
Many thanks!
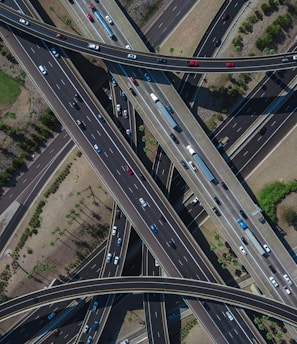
left=88, top=43, right=100, bottom=51
left=188, top=60, right=199, bottom=67
left=38, top=65, right=47, bottom=75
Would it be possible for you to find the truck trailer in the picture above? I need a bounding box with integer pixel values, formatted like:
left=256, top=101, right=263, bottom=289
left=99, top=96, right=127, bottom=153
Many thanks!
left=237, top=219, right=266, bottom=256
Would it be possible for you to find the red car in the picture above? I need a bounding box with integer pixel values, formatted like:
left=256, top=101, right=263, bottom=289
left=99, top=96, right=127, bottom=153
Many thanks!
left=86, top=13, right=94, bottom=22
left=226, top=62, right=235, bottom=67
left=130, top=76, right=138, bottom=86
left=125, top=166, right=133, bottom=175
left=222, top=12, right=229, bottom=21
left=188, top=60, right=199, bottom=67
left=89, top=4, right=95, bottom=9
left=56, top=33, right=66, bottom=40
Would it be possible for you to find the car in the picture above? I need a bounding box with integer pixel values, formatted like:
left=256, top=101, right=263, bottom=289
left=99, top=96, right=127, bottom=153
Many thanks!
left=144, top=73, right=152, bottom=82
left=259, top=127, right=267, bottom=135
left=53, top=329, right=60, bottom=337
left=120, top=340, right=129, bottom=344
left=38, top=65, right=47, bottom=75
left=112, top=226, right=117, bottom=236
left=214, top=38, right=221, bottom=47
left=166, top=104, right=174, bottom=113
left=222, top=12, right=229, bottom=21
left=56, top=33, right=66, bottom=39
left=84, top=325, right=89, bottom=333
left=188, top=161, right=197, bottom=171
left=87, top=43, right=99, bottom=50
left=149, top=224, right=158, bottom=234
left=93, top=321, right=99, bottom=331
left=50, top=47, right=59, bottom=58
left=87, top=336, right=93, bottom=344
left=269, top=265, right=276, bottom=273
left=219, top=181, right=228, bottom=190
left=168, top=240, right=176, bottom=249
left=117, top=237, right=122, bottom=246
left=180, top=160, right=188, bottom=170
left=191, top=197, right=200, bottom=205
left=212, top=207, right=220, bottom=216
left=239, top=246, right=247, bottom=255
left=116, top=104, right=121, bottom=114
left=170, top=133, right=179, bottom=144
left=48, top=312, right=56, bottom=320
left=237, top=218, right=247, bottom=229
left=213, top=197, right=221, bottom=205
left=19, top=18, right=29, bottom=26
left=111, top=77, right=117, bottom=86
left=130, top=76, right=138, bottom=85
left=269, top=276, right=279, bottom=287
left=70, top=101, right=80, bottom=110
left=126, top=44, right=132, bottom=49
left=126, top=129, right=131, bottom=136
left=241, top=237, right=248, bottom=245
left=226, top=62, right=235, bottom=67
left=86, top=13, right=94, bottom=22
left=226, top=311, right=234, bottom=321
left=129, top=87, right=136, bottom=96
left=139, top=173, right=145, bottom=181
left=283, top=274, right=292, bottom=285
left=188, top=60, right=199, bottom=67
left=114, top=256, right=119, bottom=265
left=155, top=260, right=160, bottom=267
left=127, top=53, right=137, bottom=60
left=89, top=4, right=95, bottom=10
left=121, top=91, right=127, bottom=101
left=105, top=15, right=113, bottom=24
left=263, top=244, right=271, bottom=253
left=76, top=120, right=85, bottom=129
left=106, top=252, right=112, bottom=263
left=93, top=144, right=101, bottom=153
left=123, top=109, right=128, bottom=119
left=125, top=166, right=133, bottom=175
left=281, top=57, right=289, bottom=63
left=157, top=58, right=167, bottom=63
left=74, top=93, right=83, bottom=102
left=202, top=302, right=210, bottom=311
left=97, top=114, right=105, bottom=123
left=284, top=286, right=291, bottom=295
left=139, top=197, right=147, bottom=207
left=239, top=209, right=247, bottom=219
left=293, top=55, right=297, bottom=61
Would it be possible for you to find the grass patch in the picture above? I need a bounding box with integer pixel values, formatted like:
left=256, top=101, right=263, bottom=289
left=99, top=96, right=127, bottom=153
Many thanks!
left=0, top=70, right=20, bottom=105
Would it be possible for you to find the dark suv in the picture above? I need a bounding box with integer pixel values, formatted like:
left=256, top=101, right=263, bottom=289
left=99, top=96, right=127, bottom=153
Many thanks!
left=213, top=197, right=221, bottom=205
left=168, top=240, right=176, bottom=249
left=170, top=133, right=179, bottom=144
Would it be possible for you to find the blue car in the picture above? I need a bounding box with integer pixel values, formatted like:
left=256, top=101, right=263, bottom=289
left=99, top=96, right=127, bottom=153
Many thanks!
left=144, top=72, right=152, bottom=82
left=48, top=312, right=56, bottom=320
left=149, top=224, right=158, bottom=234
left=93, top=300, right=99, bottom=310
left=93, top=321, right=99, bottom=331
left=93, top=144, right=102, bottom=154
left=111, top=77, right=117, bottom=86
left=237, top=218, right=247, bottom=230
left=50, top=47, right=59, bottom=58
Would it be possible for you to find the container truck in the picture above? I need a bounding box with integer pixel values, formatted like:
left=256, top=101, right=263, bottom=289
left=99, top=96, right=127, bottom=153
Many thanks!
left=150, top=93, right=180, bottom=132
left=237, top=219, right=266, bottom=256
left=92, top=9, right=115, bottom=39
left=186, top=145, right=216, bottom=183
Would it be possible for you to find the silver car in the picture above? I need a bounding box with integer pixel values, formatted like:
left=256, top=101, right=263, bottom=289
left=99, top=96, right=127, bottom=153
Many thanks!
left=127, top=53, right=137, bottom=60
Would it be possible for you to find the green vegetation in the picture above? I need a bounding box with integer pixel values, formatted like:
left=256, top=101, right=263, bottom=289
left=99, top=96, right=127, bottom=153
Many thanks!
left=283, top=209, right=297, bottom=227
left=44, top=163, right=72, bottom=198
left=0, top=70, right=20, bottom=105
left=179, top=318, right=197, bottom=341
left=257, top=180, right=297, bottom=222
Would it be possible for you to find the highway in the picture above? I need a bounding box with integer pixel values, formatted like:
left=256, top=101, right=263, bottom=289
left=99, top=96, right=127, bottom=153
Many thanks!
left=0, top=277, right=297, bottom=328
left=1, top=4, right=297, bottom=73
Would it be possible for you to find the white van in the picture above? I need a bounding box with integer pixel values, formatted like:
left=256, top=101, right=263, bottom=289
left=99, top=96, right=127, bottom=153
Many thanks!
left=87, top=43, right=100, bottom=51
left=38, top=65, right=47, bottom=75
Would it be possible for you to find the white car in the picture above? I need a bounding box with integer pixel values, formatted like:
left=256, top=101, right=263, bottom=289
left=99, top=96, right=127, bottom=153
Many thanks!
left=83, top=325, right=89, bottom=333
left=106, top=253, right=112, bottom=263
left=263, top=244, right=271, bottom=253
left=139, top=197, right=147, bottom=208
left=239, top=246, right=247, bottom=255
left=127, top=53, right=137, bottom=60
left=87, top=43, right=99, bottom=51
left=269, top=276, right=279, bottom=287
left=126, top=44, right=131, bottom=50
left=116, top=104, right=121, bottom=114
left=283, top=274, right=292, bottom=285
left=226, top=311, right=234, bottom=321
left=126, top=129, right=131, bottom=136
left=188, top=161, right=197, bottom=171
left=155, top=260, right=160, bottom=267
left=123, top=109, right=128, bottom=119
left=293, top=55, right=297, bottom=60
left=191, top=197, right=200, bottom=205
left=112, top=226, right=117, bottom=236
left=19, top=18, right=29, bottom=26
left=105, top=15, right=113, bottom=24
left=283, top=286, right=291, bottom=295
left=114, top=256, right=119, bottom=265
left=38, top=65, right=47, bottom=75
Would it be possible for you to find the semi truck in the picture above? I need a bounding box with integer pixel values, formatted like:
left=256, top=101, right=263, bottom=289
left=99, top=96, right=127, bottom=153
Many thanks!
left=92, top=9, right=115, bottom=39
left=150, top=93, right=180, bottom=131
left=186, top=145, right=216, bottom=183
left=237, top=219, right=266, bottom=256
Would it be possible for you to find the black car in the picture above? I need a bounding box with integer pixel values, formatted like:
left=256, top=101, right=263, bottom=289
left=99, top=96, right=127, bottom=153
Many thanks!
left=239, top=209, right=248, bottom=219
left=214, top=38, right=221, bottom=47
left=70, top=100, right=80, bottom=110
left=180, top=160, right=188, bottom=170
left=170, top=133, right=179, bottom=144
left=259, top=127, right=267, bottom=136
left=213, top=197, right=221, bottom=205
left=138, top=173, right=145, bottom=181
left=212, top=207, right=220, bottom=216
left=168, top=240, right=176, bottom=249
left=157, top=58, right=167, bottom=64
left=269, top=265, right=276, bottom=273
left=74, top=93, right=83, bottom=102
left=241, top=237, right=248, bottom=245
left=129, top=87, right=136, bottom=96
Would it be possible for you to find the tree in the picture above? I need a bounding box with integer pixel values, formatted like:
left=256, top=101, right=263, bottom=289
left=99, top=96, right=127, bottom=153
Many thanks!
left=179, top=50, right=183, bottom=56
left=217, top=257, right=224, bottom=264
left=254, top=317, right=261, bottom=324
left=214, top=233, right=220, bottom=241
left=155, top=46, right=160, bottom=54
left=266, top=332, right=273, bottom=340
left=210, top=244, right=217, bottom=251
left=284, top=209, right=297, bottom=227
left=169, top=47, right=174, bottom=55
left=142, top=136, right=147, bottom=142
left=138, top=125, right=145, bottom=132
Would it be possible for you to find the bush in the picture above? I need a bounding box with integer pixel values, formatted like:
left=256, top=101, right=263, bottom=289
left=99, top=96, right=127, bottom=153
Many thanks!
left=283, top=209, right=297, bottom=227
left=261, top=3, right=271, bottom=15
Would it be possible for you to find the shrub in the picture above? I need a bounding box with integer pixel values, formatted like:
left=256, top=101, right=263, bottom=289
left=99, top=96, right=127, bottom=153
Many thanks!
left=261, top=3, right=271, bottom=15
